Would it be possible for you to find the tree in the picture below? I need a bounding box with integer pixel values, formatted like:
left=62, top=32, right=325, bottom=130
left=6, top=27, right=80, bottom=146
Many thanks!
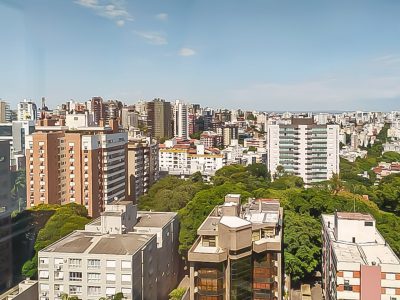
left=169, top=288, right=187, bottom=300
left=11, top=169, right=26, bottom=212
left=22, top=204, right=90, bottom=278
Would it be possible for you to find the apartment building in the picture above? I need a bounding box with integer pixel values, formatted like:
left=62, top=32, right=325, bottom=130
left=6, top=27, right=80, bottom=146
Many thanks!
left=127, top=135, right=159, bottom=202
left=17, top=100, right=37, bottom=121
left=146, top=99, right=172, bottom=139
left=173, top=100, right=189, bottom=139
left=25, top=118, right=128, bottom=217
left=200, top=131, right=223, bottom=149
left=0, top=121, right=35, bottom=169
left=267, top=117, right=339, bottom=185
left=0, top=101, right=11, bottom=123
left=37, top=201, right=179, bottom=300
left=159, top=140, right=225, bottom=178
left=188, top=194, right=284, bottom=300
left=321, top=212, right=400, bottom=300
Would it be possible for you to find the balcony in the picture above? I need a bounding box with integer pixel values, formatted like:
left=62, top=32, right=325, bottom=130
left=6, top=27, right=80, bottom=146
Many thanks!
left=253, top=235, right=281, bottom=253
left=188, top=238, right=227, bottom=263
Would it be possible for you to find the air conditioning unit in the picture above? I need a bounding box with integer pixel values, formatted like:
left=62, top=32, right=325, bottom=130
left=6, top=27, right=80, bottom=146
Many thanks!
left=194, top=287, right=198, bottom=293
left=194, top=271, right=198, bottom=277
left=56, top=266, right=61, bottom=270
left=56, top=292, right=62, bottom=297
left=41, top=292, right=48, bottom=296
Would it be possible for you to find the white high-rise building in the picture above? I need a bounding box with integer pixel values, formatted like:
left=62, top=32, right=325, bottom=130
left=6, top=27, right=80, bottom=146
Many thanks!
left=17, top=99, right=37, bottom=121
left=173, top=100, right=189, bottom=139
left=267, top=117, right=339, bottom=185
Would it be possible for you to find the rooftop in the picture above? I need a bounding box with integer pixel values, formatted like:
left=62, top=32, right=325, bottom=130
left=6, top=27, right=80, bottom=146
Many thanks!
left=336, top=212, right=374, bottom=221
left=322, top=214, right=400, bottom=266
left=135, top=211, right=176, bottom=228
left=41, top=230, right=153, bottom=256
left=220, top=216, right=251, bottom=228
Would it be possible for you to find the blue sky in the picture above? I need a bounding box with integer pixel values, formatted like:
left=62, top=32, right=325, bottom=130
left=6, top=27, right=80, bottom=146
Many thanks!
left=1, top=0, right=400, bottom=111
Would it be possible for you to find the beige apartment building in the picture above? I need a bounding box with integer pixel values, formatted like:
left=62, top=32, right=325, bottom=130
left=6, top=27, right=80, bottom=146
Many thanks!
left=26, top=118, right=128, bottom=217
left=127, top=135, right=159, bottom=203
left=188, top=194, right=283, bottom=300
left=146, top=99, right=172, bottom=139
left=37, top=201, right=179, bottom=300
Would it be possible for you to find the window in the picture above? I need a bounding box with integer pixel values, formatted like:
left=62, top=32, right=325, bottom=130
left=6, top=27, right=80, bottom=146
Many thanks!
left=39, top=270, right=49, bottom=279
left=88, top=273, right=101, bottom=283
left=88, top=259, right=100, bottom=269
left=352, top=237, right=356, bottom=243
left=121, top=260, right=131, bottom=269
left=106, top=273, right=116, bottom=282
left=54, top=284, right=64, bottom=292
left=54, top=271, right=64, bottom=280
left=106, top=287, right=116, bottom=296
left=40, top=284, right=49, bottom=291
left=121, top=274, right=131, bottom=283
left=121, top=288, right=131, bottom=296
left=39, top=257, right=49, bottom=265
left=69, top=285, right=82, bottom=295
left=365, top=221, right=373, bottom=226
left=88, top=286, right=101, bottom=295
left=344, top=280, right=352, bottom=291
left=69, top=258, right=81, bottom=268
left=202, top=236, right=216, bottom=247
left=106, top=260, right=116, bottom=268
left=69, top=272, right=82, bottom=281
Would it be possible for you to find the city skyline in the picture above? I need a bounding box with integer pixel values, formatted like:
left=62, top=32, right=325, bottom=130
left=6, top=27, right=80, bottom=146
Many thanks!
left=1, top=0, right=400, bottom=111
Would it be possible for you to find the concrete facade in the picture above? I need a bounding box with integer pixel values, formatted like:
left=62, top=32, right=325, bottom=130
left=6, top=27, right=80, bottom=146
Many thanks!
left=322, top=212, right=400, bottom=300
left=267, top=117, right=339, bottom=185
left=188, top=194, right=284, bottom=300
left=38, top=201, right=180, bottom=300
left=26, top=118, right=128, bottom=217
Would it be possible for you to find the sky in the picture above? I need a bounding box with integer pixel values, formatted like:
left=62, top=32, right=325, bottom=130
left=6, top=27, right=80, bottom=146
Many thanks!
left=1, top=0, right=400, bottom=111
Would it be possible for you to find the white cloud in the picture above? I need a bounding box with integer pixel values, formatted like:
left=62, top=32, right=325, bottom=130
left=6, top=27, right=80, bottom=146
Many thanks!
left=155, top=13, right=168, bottom=21
left=179, top=47, right=196, bottom=57
left=116, top=20, right=125, bottom=26
left=134, top=31, right=167, bottom=45
left=74, top=0, right=133, bottom=26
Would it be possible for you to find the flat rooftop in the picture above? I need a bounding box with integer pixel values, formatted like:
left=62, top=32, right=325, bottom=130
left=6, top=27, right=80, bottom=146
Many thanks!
left=336, top=212, right=374, bottom=221
left=41, top=230, right=153, bottom=256
left=322, top=214, right=400, bottom=266
left=135, top=211, right=176, bottom=228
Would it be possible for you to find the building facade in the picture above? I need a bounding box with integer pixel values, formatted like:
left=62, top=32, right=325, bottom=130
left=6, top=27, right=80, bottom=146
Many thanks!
left=17, top=100, right=37, bottom=121
left=321, top=212, right=400, bottom=300
left=159, top=141, right=225, bottom=178
left=25, top=118, right=128, bottom=217
left=188, top=194, right=284, bottom=300
left=173, top=100, right=189, bottom=140
left=127, top=136, right=159, bottom=202
left=37, top=201, right=179, bottom=300
left=267, top=118, right=339, bottom=185
left=146, top=99, right=172, bottom=139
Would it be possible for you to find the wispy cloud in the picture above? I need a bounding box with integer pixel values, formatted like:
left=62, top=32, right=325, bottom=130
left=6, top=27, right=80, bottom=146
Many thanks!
left=179, top=47, right=196, bottom=57
left=374, top=54, right=400, bottom=65
left=134, top=31, right=167, bottom=45
left=155, top=13, right=168, bottom=21
left=74, top=0, right=133, bottom=26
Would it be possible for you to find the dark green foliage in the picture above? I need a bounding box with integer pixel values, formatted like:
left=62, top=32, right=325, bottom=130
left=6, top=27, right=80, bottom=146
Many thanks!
left=190, top=131, right=202, bottom=140
left=382, top=151, right=400, bottom=163
left=138, top=176, right=207, bottom=212
left=21, top=204, right=90, bottom=278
